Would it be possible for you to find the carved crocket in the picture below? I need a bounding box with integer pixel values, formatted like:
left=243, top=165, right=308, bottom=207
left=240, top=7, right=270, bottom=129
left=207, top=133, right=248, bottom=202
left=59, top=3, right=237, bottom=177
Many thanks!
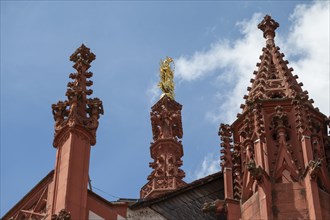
left=308, top=158, right=322, bottom=180
left=202, top=199, right=227, bottom=216
left=247, top=159, right=263, bottom=182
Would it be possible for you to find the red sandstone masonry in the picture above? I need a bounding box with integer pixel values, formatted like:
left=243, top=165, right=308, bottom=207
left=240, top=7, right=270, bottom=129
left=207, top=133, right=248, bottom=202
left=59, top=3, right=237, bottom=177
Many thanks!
left=219, top=15, right=330, bottom=220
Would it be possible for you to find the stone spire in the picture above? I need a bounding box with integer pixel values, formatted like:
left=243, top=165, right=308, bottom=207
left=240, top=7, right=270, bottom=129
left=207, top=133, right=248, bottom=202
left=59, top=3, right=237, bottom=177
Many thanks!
left=49, top=45, right=103, bottom=219
left=240, top=15, right=313, bottom=115
left=52, top=44, right=104, bottom=147
left=140, top=57, right=186, bottom=199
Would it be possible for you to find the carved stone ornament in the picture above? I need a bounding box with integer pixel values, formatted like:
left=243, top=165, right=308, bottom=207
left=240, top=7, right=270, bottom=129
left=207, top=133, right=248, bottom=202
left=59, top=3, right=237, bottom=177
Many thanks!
left=202, top=199, right=227, bottom=215
left=141, top=63, right=186, bottom=198
left=52, top=44, right=103, bottom=147
left=51, top=209, right=71, bottom=220
left=219, top=123, right=233, bottom=170
left=140, top=182, right=153, bottom=198
left=150, top=96, right=183, bottom=142
left=232, top=143, right=242, bottom=200
left=247, top=159, right=263, bottom=182
left=308, top=158, right=322, bottom=180
left=239, top=117, right=253, bottom=140
left=292, top=96, right=308, bottom=138
left=258, top=14, right=279, bottom=41
left=269, top=106, right=291, bottom=143
left=253, top=103, right=266, bottom=139
left=307, top=114, right=322, bottom=135
left=270, top=106, right=289, bottom=131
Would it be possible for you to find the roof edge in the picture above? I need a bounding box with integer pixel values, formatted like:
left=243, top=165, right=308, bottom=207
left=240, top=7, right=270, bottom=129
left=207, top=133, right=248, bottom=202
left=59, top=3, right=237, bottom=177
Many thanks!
left=130, top=171, right=223, bottom=209
left=2, top=170, right=55, bottom=219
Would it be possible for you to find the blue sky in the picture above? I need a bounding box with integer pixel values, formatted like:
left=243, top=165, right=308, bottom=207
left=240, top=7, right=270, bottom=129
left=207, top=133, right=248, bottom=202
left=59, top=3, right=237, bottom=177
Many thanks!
left=1, top=0, right=329, bottom=215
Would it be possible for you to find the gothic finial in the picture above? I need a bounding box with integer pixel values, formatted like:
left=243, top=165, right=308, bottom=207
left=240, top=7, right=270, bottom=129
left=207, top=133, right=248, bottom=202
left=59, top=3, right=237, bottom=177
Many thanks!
left=158, top=56, right=175, bottom=100
left=70, top=44, right=96, bottom=70
left=52, top=45, right=103, bottom=147
left=258, top=15, right=279, bottom=44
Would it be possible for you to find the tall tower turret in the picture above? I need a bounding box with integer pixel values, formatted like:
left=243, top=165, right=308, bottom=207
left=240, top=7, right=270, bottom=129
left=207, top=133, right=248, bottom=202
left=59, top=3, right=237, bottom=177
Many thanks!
left=140, top=57, right=186, bottom=199
left=210, top=15, right=330, bottom=220
left=49, top=44, right=103, bottom=219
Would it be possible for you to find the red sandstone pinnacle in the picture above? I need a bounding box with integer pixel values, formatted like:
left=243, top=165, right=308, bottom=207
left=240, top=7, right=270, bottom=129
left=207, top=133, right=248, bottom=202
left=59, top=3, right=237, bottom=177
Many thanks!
left=141, top=94, right=186, bottom=199
left=52, top=44, right=103, bottom=147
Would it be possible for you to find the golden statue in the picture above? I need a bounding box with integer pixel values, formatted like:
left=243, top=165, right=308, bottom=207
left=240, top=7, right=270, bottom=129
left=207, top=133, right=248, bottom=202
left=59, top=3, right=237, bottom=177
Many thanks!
left=158, top=56, right=175, bottom=100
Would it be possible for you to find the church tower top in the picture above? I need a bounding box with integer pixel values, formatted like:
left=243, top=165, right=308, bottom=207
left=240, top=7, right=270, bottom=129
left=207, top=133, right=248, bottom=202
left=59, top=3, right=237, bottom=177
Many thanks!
left=239, top=15, right=314, bottom=115
left=216, top=15, right=330, bottom=220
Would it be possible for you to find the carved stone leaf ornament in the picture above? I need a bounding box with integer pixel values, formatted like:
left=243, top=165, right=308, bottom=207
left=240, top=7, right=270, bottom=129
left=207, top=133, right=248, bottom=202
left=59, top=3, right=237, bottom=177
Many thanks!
left=51, top=209, right=71, bottom=220
left=247, top=159, right=263, bottom=182
left=202, top=199, right=227, bottom=215
left=308, top=158, right=322, bottom=180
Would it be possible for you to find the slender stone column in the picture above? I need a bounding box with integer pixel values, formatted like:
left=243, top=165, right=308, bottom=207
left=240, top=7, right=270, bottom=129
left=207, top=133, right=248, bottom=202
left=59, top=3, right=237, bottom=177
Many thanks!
left=49, top=45, right=103, bottom=219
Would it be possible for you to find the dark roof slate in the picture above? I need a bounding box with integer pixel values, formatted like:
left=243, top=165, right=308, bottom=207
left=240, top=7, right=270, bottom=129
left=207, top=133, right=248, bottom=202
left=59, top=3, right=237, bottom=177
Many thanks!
left=131, top=171, right=225, bottom=220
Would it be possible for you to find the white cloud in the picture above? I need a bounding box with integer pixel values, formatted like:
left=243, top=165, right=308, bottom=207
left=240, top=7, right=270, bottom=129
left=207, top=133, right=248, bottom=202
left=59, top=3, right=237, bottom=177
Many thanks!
left=194, top=153, right=220, bottom=179
left=176, top=13, right=264, bottom=123
left=146, top=81, right=161, bottom=105
left=285, top=1, right=330, bottom=115
left=175, top=13, right=263, bottom=83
